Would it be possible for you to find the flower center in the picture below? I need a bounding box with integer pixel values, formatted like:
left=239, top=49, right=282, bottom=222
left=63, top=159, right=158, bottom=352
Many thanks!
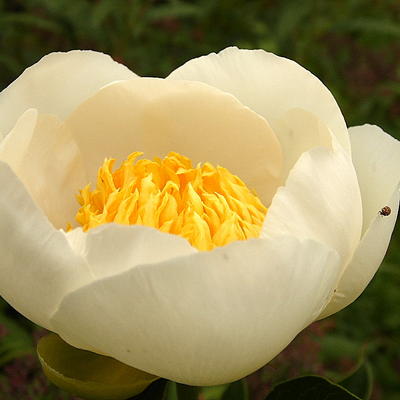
left=75, top=152, right=267, bottom=251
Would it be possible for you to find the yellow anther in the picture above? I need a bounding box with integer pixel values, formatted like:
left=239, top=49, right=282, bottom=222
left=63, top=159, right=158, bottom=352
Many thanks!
left=74, top=152, right=267, bottom=251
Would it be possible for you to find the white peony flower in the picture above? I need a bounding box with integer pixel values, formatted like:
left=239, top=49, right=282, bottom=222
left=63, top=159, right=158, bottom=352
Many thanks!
left=0, top=47, right=398, bottom=386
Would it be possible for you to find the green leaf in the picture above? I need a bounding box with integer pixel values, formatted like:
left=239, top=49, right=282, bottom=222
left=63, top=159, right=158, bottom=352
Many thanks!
left=340, top=359, right=374, bottom=400
left=37, top=333, right=159, bottom=400
left=222, top=380, right=249, bottom=400
left=265, top=376, right=362, bottom=400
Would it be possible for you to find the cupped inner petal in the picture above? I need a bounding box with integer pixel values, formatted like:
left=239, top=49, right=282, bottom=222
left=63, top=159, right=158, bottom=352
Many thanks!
left=168, top=47, right=350, bottom=154
left=50, top=236, right=340, bottom=385
left=273, top=108, right=333, bottom=183
left=65, top=78, right=283, bottom=207
left=0, top=109, right=88, bottom=228
left=263, top=138, right=362, bottom=268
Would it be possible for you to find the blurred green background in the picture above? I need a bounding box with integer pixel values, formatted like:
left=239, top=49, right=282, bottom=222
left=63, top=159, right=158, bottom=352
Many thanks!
left=0, top=0, right=399, bottom=399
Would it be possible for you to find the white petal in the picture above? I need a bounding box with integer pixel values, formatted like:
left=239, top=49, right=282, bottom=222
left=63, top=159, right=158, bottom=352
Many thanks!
left=168, top=47, right=350, bottom=153
left=348, top=125, right=400, bottom=232
left=263, top=143, right=362, bottom=267
left=0, top=163, right=92, bottom=329
left=273, top=108, right=332, bottom=182
left=319, top=125, right=400, bottom=317
left=51, top=237, right=340, bottom=385
left=0, top=109, right=87, bottom=229
left=65, top=78, right=282, bottom=205
left=0, top=50, right=137, bottom=137
left=320, top=187, right=399, bottom=318
left=66, top=224, right=196, bottom=279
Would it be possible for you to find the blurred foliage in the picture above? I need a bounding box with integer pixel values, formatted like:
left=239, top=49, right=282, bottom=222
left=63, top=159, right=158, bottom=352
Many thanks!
left=0, top=0, right=399, bottom=399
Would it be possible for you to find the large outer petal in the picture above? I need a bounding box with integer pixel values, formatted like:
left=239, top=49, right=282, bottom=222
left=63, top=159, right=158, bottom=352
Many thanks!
left=320, top=125, right=400, bottom=317
left=0, top=109, right=87, bottom=229
left=0, top=50, right=137, bottom=137
left=0, top=163, right=93, bottom=330
left=262, top=140, right=362, bottom=268
left=65, top=78, right=282, bottom=205
left=168, top=47, right=350, bottom=153
left=50, top=236, right=340, bottom=385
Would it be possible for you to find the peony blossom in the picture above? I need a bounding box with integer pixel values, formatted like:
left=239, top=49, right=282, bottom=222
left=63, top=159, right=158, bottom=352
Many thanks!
left=0, top=47, right=399, bottom=386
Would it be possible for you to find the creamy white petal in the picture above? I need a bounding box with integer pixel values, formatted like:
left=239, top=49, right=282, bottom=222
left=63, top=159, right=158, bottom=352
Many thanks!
left=0, top=109, right=87, bottom=229
left=348, top=125, right=400, bottom=232
left=65, top=78, right=282, bottom=205
left=0, top=50, right=137, bottom=137
left=319, top=125, right=400, bottom=317
left=168, top=47, right=350, bottom=153
left=320, top=187, right=399, bottom=318
left=263, top=142, right=362, bottom=267
left=273, top=108, right=332, bottom=182
left=66, top=224, right=196, bottom=279
left=51, top=236, right=340, bottom=385
left=0, top=162, right=93, bottom=329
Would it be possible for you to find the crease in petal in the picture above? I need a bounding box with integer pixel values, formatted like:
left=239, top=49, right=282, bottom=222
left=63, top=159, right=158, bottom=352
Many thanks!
left=0, top=50, right=137, bottom=137
left=0, top=109, right=88, bottom=229
left=50, top=236, right=340, bottom=385
left=168, top=46, right=350, bottom=153
left=0, top=162, right=93, bottom=330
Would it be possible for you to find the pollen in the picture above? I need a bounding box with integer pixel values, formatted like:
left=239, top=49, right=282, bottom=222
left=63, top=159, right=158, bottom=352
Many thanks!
left=75, top=152, right=267, bottom=251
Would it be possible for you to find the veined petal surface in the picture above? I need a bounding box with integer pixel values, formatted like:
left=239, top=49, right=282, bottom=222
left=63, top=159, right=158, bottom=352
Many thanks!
left=320, top=125, right=400, bottom=317
left=168, top=47, right=350, bottom=153
left=51, top=236, right=340, bottom=385
left=65, top=78, right=282, bottom=205
left=0, top=163, right=92, bottom=330
left=0, top=50, right=137, bottom=137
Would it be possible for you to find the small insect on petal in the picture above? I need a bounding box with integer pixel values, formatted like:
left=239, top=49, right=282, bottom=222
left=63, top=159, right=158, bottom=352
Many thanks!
left=379, top=206, right=391, bottom=217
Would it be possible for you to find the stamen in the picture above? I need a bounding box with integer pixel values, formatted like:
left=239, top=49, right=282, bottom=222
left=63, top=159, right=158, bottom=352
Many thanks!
left=74, top=152, right=267, bottom=251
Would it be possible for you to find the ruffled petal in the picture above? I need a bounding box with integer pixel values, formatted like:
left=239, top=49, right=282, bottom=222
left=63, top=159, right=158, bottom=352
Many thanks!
left=168, top=47, right=350, bottom=153
left=319, top=125, right=400, bottom=317
left=0, top=163, right=92, bottom=329
left=263, top=141, right=362, bottom=267
left=0, top=50, right=137, bottom=137
left=51, top=236, right=340, bottom=385
left=65, top=78, right=282, bottom=205
left=0, top=109, right=87, bottom=229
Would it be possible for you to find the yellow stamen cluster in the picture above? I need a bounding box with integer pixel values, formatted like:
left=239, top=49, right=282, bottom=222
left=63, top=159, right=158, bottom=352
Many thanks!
left=75, top=152, right=267, bottom=251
